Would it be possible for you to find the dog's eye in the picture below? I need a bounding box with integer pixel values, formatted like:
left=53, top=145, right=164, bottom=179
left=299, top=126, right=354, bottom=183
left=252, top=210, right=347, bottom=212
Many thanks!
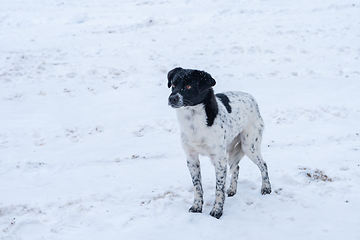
left=186, top=85, right=192, bottom=90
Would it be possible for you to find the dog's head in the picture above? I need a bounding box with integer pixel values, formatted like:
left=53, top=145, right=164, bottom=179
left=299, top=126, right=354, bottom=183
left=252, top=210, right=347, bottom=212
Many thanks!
left=167, top=67, right=216, bottom=108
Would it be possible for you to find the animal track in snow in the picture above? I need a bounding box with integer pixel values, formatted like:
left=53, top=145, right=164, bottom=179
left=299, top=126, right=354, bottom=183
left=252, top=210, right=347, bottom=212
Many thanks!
left=0, top=134, right=9, bottom=149
left=271, top=106, right=351, bottom=124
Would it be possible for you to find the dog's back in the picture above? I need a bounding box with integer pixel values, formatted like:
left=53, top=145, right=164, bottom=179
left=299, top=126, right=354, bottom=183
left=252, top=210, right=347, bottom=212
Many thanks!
left=215, top=91, right=264, bottom=144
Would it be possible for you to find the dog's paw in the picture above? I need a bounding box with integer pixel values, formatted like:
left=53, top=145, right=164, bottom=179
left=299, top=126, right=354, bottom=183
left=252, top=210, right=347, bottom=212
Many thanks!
left=189, top=206, right=202, bottom=213
left=261, top=186, right=271, bottom=195
left=209, top=208, right=223, bottom=219
left=227, top=189, right=237, bottom=197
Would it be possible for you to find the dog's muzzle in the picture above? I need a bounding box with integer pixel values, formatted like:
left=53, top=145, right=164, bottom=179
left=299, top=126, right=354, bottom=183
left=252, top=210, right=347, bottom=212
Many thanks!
left=168, top=93, right=182, bottom=108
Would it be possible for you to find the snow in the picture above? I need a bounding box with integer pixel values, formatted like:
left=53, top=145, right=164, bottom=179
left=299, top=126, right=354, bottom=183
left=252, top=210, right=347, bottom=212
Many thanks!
left=1, top=0, right=359, bottom=239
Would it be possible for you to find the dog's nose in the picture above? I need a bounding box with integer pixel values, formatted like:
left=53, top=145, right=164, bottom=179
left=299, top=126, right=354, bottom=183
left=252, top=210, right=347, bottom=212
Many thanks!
left=168, top=94, right=180, bottom=105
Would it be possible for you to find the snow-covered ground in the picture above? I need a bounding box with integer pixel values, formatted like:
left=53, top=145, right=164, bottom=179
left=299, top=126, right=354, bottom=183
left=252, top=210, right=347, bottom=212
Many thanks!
left=1, top=0, right=359, bottom=239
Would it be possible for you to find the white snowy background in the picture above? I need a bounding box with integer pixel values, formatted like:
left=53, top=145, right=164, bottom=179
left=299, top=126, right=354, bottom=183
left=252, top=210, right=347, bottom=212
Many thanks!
left=1, top=0, right=359, bottom=239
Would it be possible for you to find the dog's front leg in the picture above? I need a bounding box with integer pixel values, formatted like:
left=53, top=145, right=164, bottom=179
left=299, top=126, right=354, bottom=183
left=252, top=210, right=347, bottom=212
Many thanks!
left=186, top=152, right=203, bottom=213
left=210, top=155, right=227, bottom=219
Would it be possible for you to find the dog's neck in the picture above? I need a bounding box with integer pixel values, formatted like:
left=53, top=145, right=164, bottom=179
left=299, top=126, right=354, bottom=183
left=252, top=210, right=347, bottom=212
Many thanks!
left=176, top=89, right=218, bottom=127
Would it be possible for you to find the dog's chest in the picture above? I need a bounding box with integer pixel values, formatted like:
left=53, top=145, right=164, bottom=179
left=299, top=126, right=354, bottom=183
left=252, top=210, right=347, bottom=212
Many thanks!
left=176, top=106, right=222, bottom=155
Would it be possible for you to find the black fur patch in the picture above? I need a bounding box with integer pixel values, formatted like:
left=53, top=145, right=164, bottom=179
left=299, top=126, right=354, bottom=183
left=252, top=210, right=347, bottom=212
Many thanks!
left=204, top=89, right=218, bottom=127
left=216, top=93, right=232, bottom=113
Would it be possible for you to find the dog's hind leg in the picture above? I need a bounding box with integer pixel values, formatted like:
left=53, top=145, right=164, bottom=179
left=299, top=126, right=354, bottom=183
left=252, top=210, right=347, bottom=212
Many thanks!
left=241, top=122, right=271, bottom=195
left=227, top=136, right=245, bottom=197
left=186, top=152, right=204, bottom=213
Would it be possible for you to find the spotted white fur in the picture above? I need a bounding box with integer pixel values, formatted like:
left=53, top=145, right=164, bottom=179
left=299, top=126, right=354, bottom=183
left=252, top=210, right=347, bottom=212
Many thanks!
left=175, top=91, right=271, bottom=219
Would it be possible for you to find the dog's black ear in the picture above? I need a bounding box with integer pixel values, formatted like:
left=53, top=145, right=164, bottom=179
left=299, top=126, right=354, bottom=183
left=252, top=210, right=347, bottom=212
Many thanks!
left=167, top=67, right=183, bottom=88
left=194, top=70, right=216, bottom=93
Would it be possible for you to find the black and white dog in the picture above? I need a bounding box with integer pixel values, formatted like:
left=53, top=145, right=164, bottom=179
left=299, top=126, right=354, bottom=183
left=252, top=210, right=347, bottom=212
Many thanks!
left=167, top=67, right=271, bottom=219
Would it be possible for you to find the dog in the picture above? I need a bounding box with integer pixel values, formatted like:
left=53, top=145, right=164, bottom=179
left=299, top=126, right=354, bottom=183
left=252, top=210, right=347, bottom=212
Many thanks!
left=167, top=67, right=271, bottom=219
